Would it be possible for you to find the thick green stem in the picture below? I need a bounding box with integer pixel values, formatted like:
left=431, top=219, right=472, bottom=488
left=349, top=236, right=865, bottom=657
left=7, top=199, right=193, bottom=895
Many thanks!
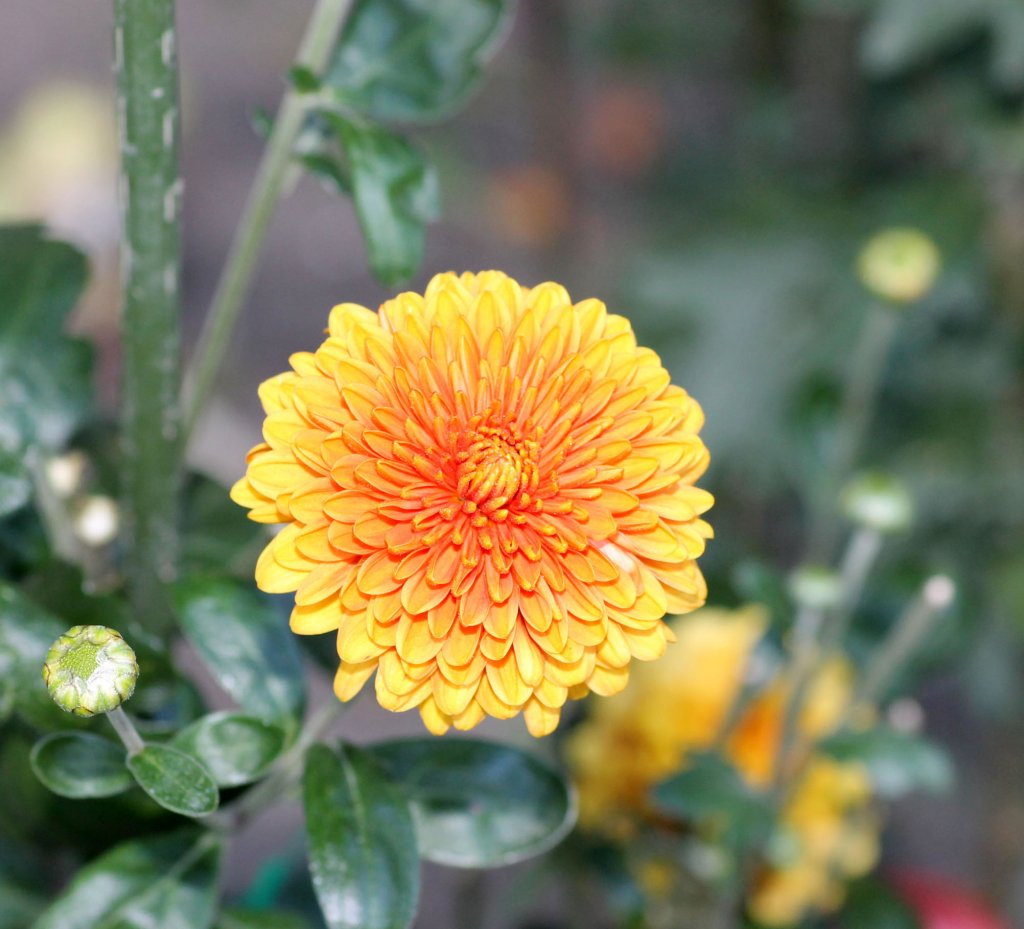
left=115, top=0, right=183, bottom=632
left=183, top=0, right=354, bottom=440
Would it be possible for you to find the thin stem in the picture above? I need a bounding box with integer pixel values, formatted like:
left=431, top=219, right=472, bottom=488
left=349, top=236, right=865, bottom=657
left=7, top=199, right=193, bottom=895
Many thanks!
left=807, top=304, right=899, bottom=560
left=183, top=0, right=354, bottom=439
left=107, top=706, right=146, bottom=756
left=208, top=698, right=347, bottom=832
left=771, top=605, right=825, bottom=793
left=825, top=526, right=884, bottom=653
left=115, top=0, right=183, bottom=633
left=848, top=575, right=955, bottom=717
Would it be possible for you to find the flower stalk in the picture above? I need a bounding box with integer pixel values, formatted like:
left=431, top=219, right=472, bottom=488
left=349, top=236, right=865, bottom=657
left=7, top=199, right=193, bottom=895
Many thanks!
left=115, top=0, right=184, bottom=632
left=183, top=0, right=354, bottom=439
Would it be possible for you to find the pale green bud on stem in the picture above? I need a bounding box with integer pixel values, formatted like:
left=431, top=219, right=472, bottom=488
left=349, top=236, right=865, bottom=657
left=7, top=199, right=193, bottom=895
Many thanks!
left=841, top=471, right=914, bottom=534
left=857, top=228, right=941, bottom=306
left=42, top=625, right=139, bottom=718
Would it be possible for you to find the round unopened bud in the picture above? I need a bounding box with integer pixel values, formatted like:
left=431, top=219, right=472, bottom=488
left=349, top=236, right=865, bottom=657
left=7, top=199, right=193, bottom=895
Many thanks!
left=840, top=472, right=913, bottom=534
left=857, top=228, right=940, bottom=305
left=72, top=495, right=120, bottom=547
left=788, top=565, right=843, bottom=611
left=42, top=625, right=138, bottom=717
left=44, top=451, right=88, bottom=498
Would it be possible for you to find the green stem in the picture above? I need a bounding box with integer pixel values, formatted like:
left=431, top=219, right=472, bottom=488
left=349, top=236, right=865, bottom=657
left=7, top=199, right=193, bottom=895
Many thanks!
left=115, top=0, right=183, bottom=632
left=107, top=706, right=146, bottom=756
left=848, top=574, right=954, bottom=717
left=807, top=304, right=899, bottom=560
left=183, top=0, right=354, bottom=439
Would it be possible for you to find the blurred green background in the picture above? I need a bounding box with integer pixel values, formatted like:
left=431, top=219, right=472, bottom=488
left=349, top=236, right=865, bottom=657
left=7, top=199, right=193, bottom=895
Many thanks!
left=2, top=0, right=1023, bottom=925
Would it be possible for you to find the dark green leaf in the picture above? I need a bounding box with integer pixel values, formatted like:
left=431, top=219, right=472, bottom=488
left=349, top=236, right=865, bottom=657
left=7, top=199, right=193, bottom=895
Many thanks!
left=33, top=830, right=222, bottom=929
left=30, top=732, right=133, bottom=799
left=370, top=737, right=576, bottom=868
left=652, top=753, right=774, bottom=847
left=216, top=908, right=314, bottom=929
left=303, top=742, right=419, bottom=929
left=174, top=575, right=306, bottom=722
left=0, top=225, right=92, bottom=449
left=182, top=473, right=263, bottom=575
left=839, top=877, right=921, bottom=929
left=818, top=727, right=954, bottom=799
left=172, top=712, right=287, bottom=787
left=127, top=744, right=219, bottom=817
left=0, top=875, right=45, bottom=929
left=324, top=114, right=439, bottom=286
left=325, top=0, right=513, bottom=122
left=0, top=582, right=72, bottom=729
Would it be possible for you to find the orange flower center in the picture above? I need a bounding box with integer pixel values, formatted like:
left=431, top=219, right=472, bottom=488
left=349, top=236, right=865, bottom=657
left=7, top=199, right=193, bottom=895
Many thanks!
left=454, top=416, right=541, bottom=517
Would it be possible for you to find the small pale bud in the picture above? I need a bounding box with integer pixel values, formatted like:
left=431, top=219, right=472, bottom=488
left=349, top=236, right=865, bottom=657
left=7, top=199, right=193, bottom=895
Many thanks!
left=840, top=472, right=913, bottom=534
left=857, top=228, right=940, bottom=305
left=788, top=565, right=843, bottom=611
left=72, top=495, right=120, bottom=547
left=42, top=625, right=138, bottom=717
left=44, top=451, right=88, bottom=498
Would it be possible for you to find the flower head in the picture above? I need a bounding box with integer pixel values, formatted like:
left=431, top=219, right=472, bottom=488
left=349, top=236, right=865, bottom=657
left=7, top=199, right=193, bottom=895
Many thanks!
left=232, top=271, right=712, bottom=736
left=566, top=605, right=879, bottom=927
left=42, top=625, right=138, bottom=717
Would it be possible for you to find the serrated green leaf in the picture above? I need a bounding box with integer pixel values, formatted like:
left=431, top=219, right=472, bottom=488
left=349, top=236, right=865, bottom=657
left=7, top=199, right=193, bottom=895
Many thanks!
left=818, top=727, right=954, bottom=798
left=652, top=753, right=774, bottom=847
left=173, top=575, right=306, bottom=722
left=323, top=114, right=439, bottom=286
left=370, top=738, right=576, bottom=868
left=30, top=732, right=133, bottom=799
left=325, top=0, right=513, bottom=122
left=303, top=742, right=419, bottom=929
left=172, top=712, right=287, bottom=787
left=127, top=744, right=219, bottom=817
left=33, top=830, right=222, bottom=929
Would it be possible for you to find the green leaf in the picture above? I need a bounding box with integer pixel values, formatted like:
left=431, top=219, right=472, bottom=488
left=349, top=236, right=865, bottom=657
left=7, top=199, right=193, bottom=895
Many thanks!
left=173, top=575, right=306, bottom=722
left=303, top=742, right=419, bottom=929
left=319, top=114, right=439, bottom=286
left=325, top=0, right=513, bottom=122
left=0, top=875, right=45, bottom=929
left=652, top=753, right=774, bottom=847
left=127, top=744, right=219, bottom=817
left=172, top=712, right=287, bottom=787
left=839, top=877, right=921, bottom=929
left=818, top=727, right=954, bottom=799
left=30, top=732, right=133, bottom=799
left=33, top=830, right=222, bottom=929
left=370, top=737, right=576, bottom=868
left=216, top=908, right=314, bottom=929
left=182, top=473, right=263, bottom=575
left=0, top=225, right=92, bottom=449
left=0, top=419, right=30, bottom=518
left=0, top=582, right=72, bottom=729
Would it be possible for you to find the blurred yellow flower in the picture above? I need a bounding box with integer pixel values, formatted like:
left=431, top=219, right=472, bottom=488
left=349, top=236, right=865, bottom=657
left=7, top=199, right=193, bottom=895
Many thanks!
left=0, top=82, right=118, bottom=248
left=232, top=271, right=713, bottom=736
left=567, top=605, right=879, bottom=927
left=857, top=228, right=940, bottom=305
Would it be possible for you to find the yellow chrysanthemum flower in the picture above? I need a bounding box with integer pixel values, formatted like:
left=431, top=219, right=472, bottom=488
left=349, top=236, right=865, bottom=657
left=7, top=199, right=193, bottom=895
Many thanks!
left=567, top=605, right=879, bottom=927
left=232, top=271, right=713, bottom=736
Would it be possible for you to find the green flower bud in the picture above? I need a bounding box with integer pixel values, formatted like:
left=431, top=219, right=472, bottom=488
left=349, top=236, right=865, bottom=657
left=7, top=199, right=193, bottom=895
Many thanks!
left=788, top=565, right=843, bottom=611
left=857, top=228, right=940, bottom=305
left=840, top=472, right=913, bottom=534
left=42, top=625, right=138, bottom=717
